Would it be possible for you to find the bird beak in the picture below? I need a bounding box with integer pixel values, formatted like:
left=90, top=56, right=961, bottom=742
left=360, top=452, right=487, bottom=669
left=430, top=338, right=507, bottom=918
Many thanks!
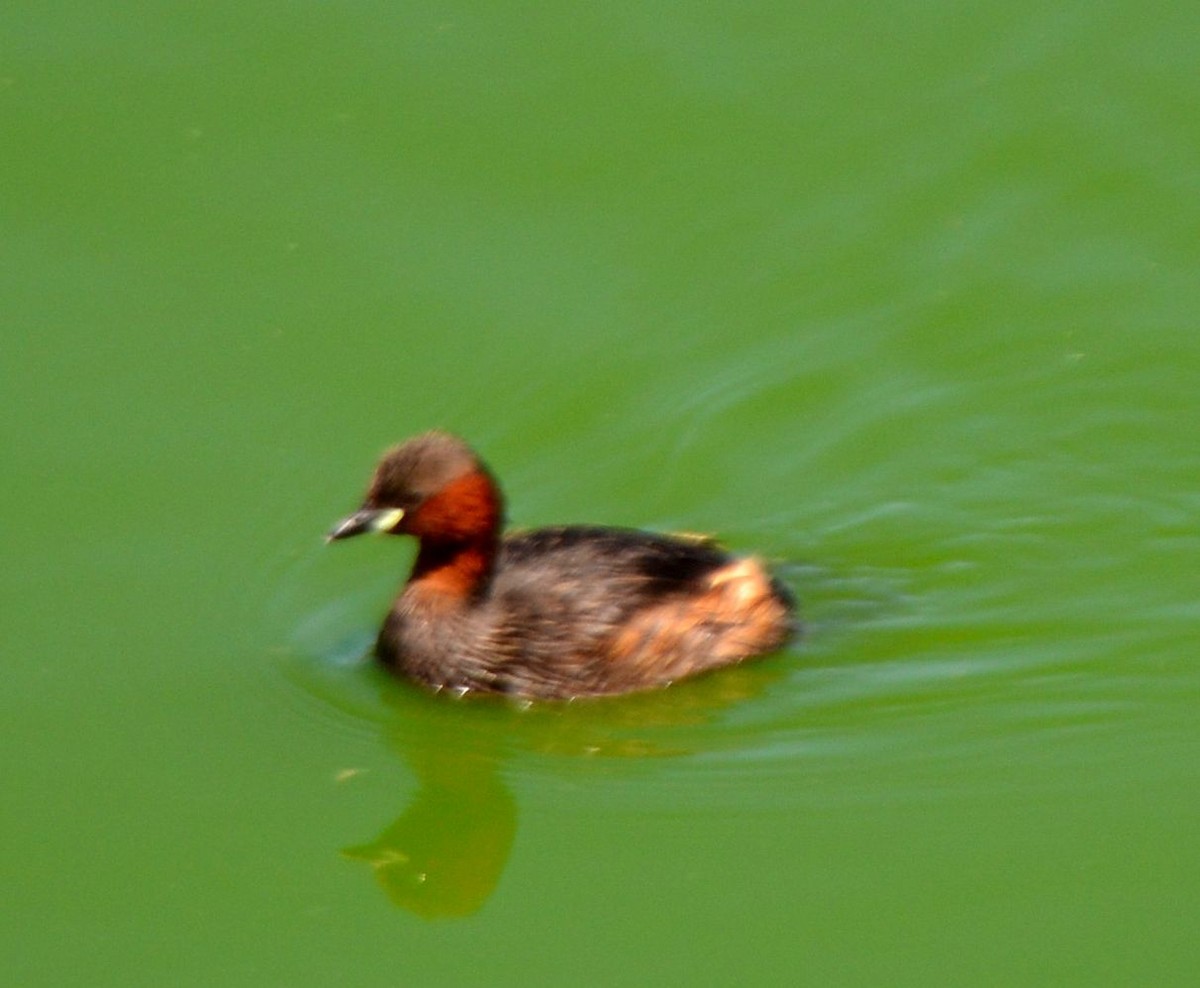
left=326, top=507, right=405, bottom=542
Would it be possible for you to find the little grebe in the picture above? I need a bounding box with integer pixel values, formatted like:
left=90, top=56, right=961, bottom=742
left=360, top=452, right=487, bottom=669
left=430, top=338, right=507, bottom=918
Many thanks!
left=328, top=432, right=796, bottom=699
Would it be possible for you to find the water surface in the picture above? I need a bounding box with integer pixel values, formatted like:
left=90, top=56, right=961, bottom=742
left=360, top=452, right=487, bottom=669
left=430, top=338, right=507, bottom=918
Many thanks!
left=5, top=0, right=1199, bottom=984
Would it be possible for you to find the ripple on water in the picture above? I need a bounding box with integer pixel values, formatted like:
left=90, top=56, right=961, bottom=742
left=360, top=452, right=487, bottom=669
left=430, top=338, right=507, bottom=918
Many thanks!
left=267, top=545, right=1076, bottom=814
left=259, top=351, right=1185, bottom=816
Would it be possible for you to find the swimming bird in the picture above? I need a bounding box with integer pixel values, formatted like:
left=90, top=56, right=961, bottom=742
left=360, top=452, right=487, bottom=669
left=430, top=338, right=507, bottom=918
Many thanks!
left=328, top=432, right=795, bottom=699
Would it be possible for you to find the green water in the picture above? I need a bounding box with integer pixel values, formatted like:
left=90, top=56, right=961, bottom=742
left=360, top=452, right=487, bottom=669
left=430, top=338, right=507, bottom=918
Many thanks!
left=6, top=1, right=1199, bottom=984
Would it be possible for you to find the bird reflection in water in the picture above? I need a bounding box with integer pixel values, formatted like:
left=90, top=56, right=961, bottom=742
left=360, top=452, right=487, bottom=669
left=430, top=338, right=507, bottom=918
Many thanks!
left=315, top=654, right=788, bottom=920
